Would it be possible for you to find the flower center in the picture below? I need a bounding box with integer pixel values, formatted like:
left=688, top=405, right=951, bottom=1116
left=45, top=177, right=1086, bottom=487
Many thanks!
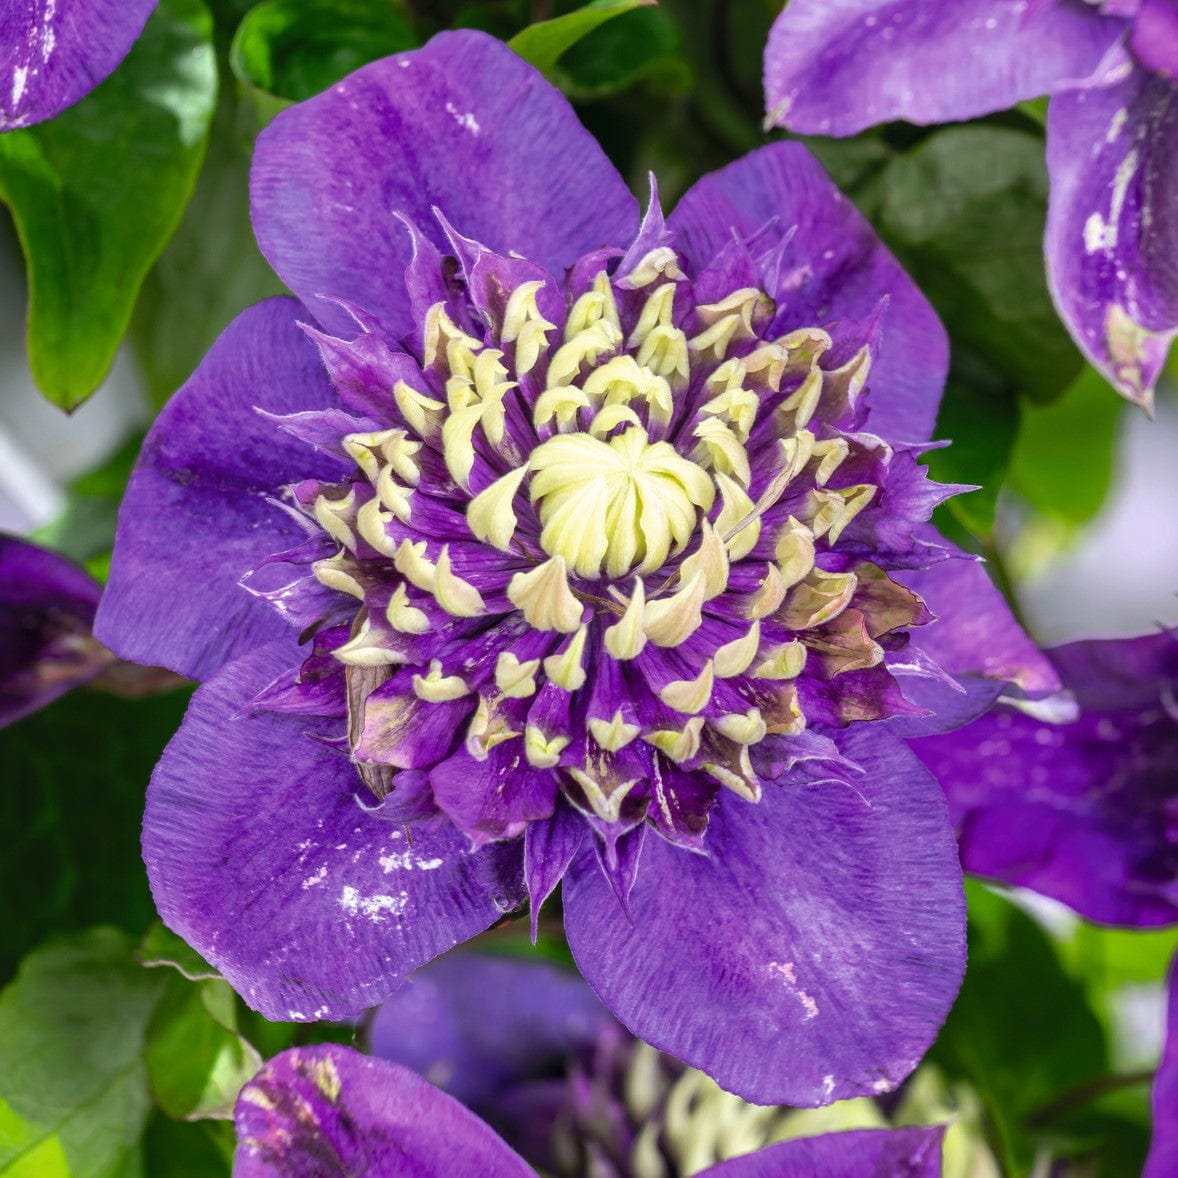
left=529, top=426, right=714, bottom=579
left=286, top=223, right=939, bottom=839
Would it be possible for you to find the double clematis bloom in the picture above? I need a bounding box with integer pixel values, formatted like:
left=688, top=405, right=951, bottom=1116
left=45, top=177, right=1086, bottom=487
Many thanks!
left=0, top=0, right=157, bottom=130
left=96, top=31, right=1057, bottom=1104
left=234, top=954, right=948, bottom=1177
left=765, top=0, right=1178, bottom=409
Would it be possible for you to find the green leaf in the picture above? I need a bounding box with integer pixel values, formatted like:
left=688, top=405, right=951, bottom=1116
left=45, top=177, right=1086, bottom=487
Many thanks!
left=509, top=0, right=654, bottom=78
left=144, top=978, right=262, bottom=1120
left=924, top=350, right=1020, bottom=541
left=873, top=125, right=1084, bottom=404
left=138, top=923, right=221, bottom=984
left=131, top=89, right=287, bottom=407
left=142, top=1114, right=233, bottom=1177
left=556, top=7, right=688, bottom=101
left=0, top=687, right=192, bottom=984
left=930, top=883, right=1109, bottom=1174
left=229, top=0, right=419, bottom=102
left=0, top=930, right=166, bottom=1177
left=0, top=0, right=217, bottom=411
left=1007, top=365, right=1124, bottom=526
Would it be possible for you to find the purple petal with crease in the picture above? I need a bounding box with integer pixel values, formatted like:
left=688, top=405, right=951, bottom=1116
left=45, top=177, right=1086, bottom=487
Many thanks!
left=894, top=557, right=1062, bottom=736
left=1046, top=66, right=1178, bottom=408
left=145, top=640, right=524, bottom=1022
left=563, top=729, right=965, bottom=1106
left=234, top=1045, right=533, bottom=1177
left=0, top=0, right=157, bottom=130
left=669, top=142, right=948, bottom=444
left=95, top=298, right=340, bottom=682
left=763, top=0, right=1122, bottom=136
left=701, top=1126, right=945, bottom=1178
left=1145, top=957, right=1178, bottom=1177
left=369, top=953, right=611, bottom=1111
left=251, top=30, right=637, bottom=340
left=912, top=632, right=1178, bottom=926
left=0, top=535, right=109, bottom=727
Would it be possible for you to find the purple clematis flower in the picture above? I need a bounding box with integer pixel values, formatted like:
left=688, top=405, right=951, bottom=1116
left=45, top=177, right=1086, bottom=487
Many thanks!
left=95, top=30, right=1057, bottom=1105
left=0, top=534, right=113, bottom=728
left=1, top=0, right=158, bottom=130
left=764, top=0, right=1178, bottom=410
left=234, top=956, right=947, bottom=1176
left=911, top=631, right=1178, bottom=926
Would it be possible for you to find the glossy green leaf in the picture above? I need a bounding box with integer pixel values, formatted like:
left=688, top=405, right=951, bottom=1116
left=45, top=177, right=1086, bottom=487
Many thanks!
left=509, top=0, right=654, bottom=78
left=874, top=125, right=1084, bottom=404
left=1007, top=365, right=1124, bottom=526
left=142, top=1114, right=233, bottom=1177
left=556, top=7, right=687, bottom=101
left=0, top=0, right=217, bottom=411
left=924, top=350, right=1020, bottom=541
left=229, top=0, right=418, bottom=102
left=131, top=91, right=286, bottom=407
left=144, top=978, right=262, bottom=1120
left=0, top=930, right=166, bottom=1177
left=0, top=687, right=192, bottom=984
left=930, top=883, right=1108, bottom=1174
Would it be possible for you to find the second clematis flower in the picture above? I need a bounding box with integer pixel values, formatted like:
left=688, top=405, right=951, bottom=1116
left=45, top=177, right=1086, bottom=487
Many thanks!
left=95, top=30, right=1057, bottom=1105
left=764, top=0, right=1178, bottom=410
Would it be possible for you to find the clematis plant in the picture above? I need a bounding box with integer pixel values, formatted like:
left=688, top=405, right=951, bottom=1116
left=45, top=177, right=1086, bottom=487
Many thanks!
left=96, top=30, right=1057, bottom=1105
left=234, top=955, right=948, bottom=1177
left=764, top=0, right=1178, bottom=410
left=0, top=0, right=157, bottom=130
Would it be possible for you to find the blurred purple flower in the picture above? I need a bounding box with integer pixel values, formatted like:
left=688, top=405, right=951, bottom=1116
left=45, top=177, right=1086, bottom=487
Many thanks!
left=912, top=631, right=1178, bottom=926
left=96, top=30, right=1058, bottom=1104
left=0, top=533, right=113, bottom=728
left=1, top=0, right=157, bottom=130
left=764, top=0, right=1178, bottom=410
left=234, top=956, right=946, bottom=1177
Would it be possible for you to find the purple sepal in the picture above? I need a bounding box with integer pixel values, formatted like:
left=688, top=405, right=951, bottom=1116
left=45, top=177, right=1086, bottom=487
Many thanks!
left=0, top=535, right=109, bottom=728
left=1046, top=65, right=1178, bottom=409
left=912, top=632, right=1178, bottom=926
left=523, top=800, right=585, bottom=940
left=234, top=1044, right=534, bottom=1177
left=563, top=729, right=965, bottom=1106
left=763, top=0, right=1123, bottom=136
left=1, top=0, right=158, bottom=130
left=1145, top=957, right=1178, bottom=1177
left=95, top=298, right=341, bottom=683
left=669, top=142, right=948, bottom=445
left=250, top=30, right=637, bottom=341
left=368, top=953, right=612, bottom=1112
left=145, top=640, right=524, bottom=1021
left=703, top=1126, right=945, bottom=1178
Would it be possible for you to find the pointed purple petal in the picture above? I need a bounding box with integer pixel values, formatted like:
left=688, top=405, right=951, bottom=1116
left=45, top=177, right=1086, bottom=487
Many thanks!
left=95, top=297, right=340, bottom=682
left=701, top=1126, right=945, bottom=1178
left=564, top=730, right=965, bottom=1106
left=912, top=632, right=1178, bottom=926
left=524, top=801, right=586, bottom=939
left=146, top=640, right=523, bottom=1021
left=369, top=953, right=611, bottom=1110
left=234, top=1045, right=533, bottom=1177
left=0, top=0, right=157, bottom=130
left=764, top=0, right=1122, bottom=136
left=251, top=30, right=638, bottom=340
left=0, top=535, right=109, bottom=727
left=668, top=142, right=947, bottom=444
left=1045, top=67, right=1178, bottom=409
